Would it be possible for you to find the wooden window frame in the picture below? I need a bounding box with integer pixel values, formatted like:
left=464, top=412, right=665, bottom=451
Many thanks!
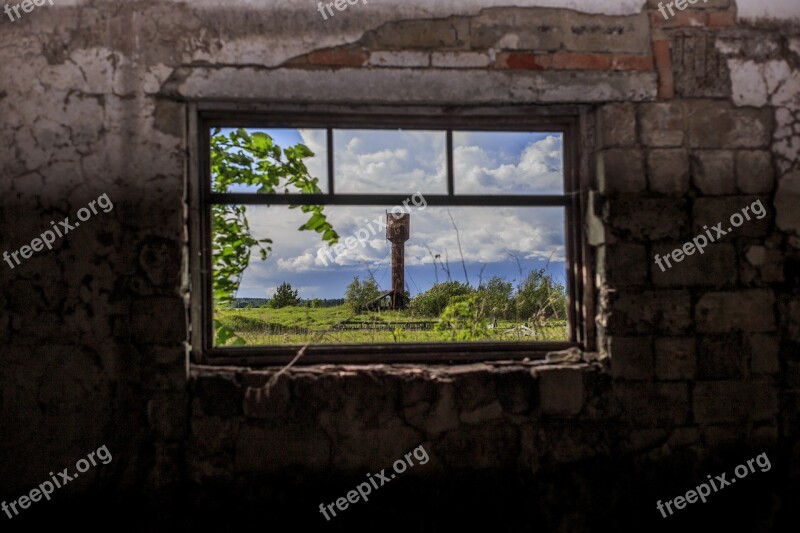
left=188, top=103, right=595, bottom=366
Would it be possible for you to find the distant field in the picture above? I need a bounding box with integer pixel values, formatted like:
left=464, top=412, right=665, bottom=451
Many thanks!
left=215, top=305, right=568, bottom=345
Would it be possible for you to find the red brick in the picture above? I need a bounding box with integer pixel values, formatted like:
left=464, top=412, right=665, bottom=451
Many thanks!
left=652, top=40, right=671, bottom=70
left=307, top=49, right=367, bottom=67
left=550, top=52, right=611, bottom=70
left=496, top=52, right=550, bottom=70
left=651, top=10, right=706, bottom=28
left=611, top=55, right=655, bottom=71
left=708, top=11, right=736, bottom=27
left=658, top=68, right=675, bottom=100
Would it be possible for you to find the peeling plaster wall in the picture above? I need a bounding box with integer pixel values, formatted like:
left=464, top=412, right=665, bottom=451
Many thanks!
left=0, top=0, right=799, bottom=531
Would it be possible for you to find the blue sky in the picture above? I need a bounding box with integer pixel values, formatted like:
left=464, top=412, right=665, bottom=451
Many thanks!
left=213, top=128, right=567, bottom=299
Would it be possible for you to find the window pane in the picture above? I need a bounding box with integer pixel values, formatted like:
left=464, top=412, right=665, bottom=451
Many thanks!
left=334, top=129, right=447, bottom=194
left=453, top=132, right=564, bottom=195
left=210, top=128, right=328, bottom=194
left=213, top=204, right=568, bottom=346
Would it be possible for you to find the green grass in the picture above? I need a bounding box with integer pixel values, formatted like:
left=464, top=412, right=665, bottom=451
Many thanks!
left=216, top=305, right=569, bottom=346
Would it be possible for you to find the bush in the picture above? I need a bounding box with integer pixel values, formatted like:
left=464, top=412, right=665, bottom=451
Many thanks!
left=434, top=294, right=490, bottom=341
left=410, top=281, right=473, bottom=317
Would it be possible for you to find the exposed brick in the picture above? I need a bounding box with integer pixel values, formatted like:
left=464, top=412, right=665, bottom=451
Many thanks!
left=696, top=290, right=776, bottom=333
left=608, top=337, right=653, bottom=379
left=611, top=55, right=654, bottom=71
left=496, top=52, right=550, bottom=70
left=598, top=103, right=637, bottom=148
left=658, top=70, right=675, bottom=100
left=692, top=150, right=735, bottom=194
left=648, top=148, right=690, bottom=194
left=708, top=11, right=736, bottom=27
left=694, top=381, right=778, bottom=424
left=736, top=151, right=774, bottom=193
left=652, top=243, right=737, bottom=287
left=698, top=335, right=747, bottom=378
left=597, top=148, right=646, bottom=193
left=655, top=337, right=696, bottom=380
left=308, top=49, right=367, bottom=67
left=368, top=51, right=429, bottom=68
left=653, top=40, right=672, bottom=70
left=537, top=366, right=584, bottom=416
left=598, top=243, right=647, bottom=285
left=639, top=102, right=685, bottom=147
left=551, top=52, right=611, bottom=70
left=431, top=51, right=490, bottom=68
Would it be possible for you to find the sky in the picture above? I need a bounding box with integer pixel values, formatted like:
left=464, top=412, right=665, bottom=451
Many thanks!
left=214, top=128, right=568, bottom=300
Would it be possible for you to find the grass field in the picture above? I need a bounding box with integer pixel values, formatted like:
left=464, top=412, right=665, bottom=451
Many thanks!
left=215, top=305, right=568, bottom=345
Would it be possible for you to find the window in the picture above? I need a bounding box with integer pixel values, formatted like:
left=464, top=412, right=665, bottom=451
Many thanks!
left=191, top=106, right=590, bottom=365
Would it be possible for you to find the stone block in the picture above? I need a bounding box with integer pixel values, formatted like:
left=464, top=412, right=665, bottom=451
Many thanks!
left=687, top=101, right=773, bottom=148
left=692, top=150, right=735, bottom=194
left=651, top=243, right=736, bottom=287
left=606, top=196, right=688, bottom=240
left=368, top=51, right=429, bottom=68
left=537, top=366, right=584, bottom=416
left=692, top=196, right=772, bottom=238
left=639, top=102, right=685, bottom=147
left=603, top=289, right=692, bottom=335
left=597, top=243, right=647, bottom=285
left=698, top=335, right=747, bottom=378
left=470, top=8, right=565, bottom=51
left=598, top=103, right=636, bottom=148
left=736, top=151, right=774, bottom=193
left=614, top=382, right=689, bottom=426
left=431, top=51, right=490, bottom=68
left=655, top=337, right=696, bottom=380
left=775, top=171, right=800, bottom=234
left=597, top=149, right=645, bottom=193
left=696, top=289, right=776, bottom=333
left=648, top=149, right=690, bottom=194
left=608, top=336, right=653, bottom=379
left=748, top=334, right=779, bottom=374
left=564, top=11, right=650, bottom=54
left=694, top=380, right=778, bottom=424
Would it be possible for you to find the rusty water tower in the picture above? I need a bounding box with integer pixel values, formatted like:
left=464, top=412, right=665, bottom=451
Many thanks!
left=385, top=212, right=410, bottom=309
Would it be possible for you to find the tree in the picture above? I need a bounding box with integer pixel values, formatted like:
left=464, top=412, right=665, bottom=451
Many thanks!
left=270, top=282, right=301, bottom=308
left=515, top=268, right=568, bottom=324
left=475, top=276, right=514, bottom=321
left=210, top=128, right=339, bottom=345
left=344, top=276, right=381, bottom=313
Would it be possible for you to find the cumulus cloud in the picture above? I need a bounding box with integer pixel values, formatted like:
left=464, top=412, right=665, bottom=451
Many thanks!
left=228, top=129, right=567, bottom=298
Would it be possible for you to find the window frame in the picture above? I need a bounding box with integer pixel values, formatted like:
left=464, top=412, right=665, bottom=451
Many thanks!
left=189, top=103, right=594, bottom=366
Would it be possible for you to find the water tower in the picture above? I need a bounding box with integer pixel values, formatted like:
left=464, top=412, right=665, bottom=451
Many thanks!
left=386, top=212, right=410, bottom=309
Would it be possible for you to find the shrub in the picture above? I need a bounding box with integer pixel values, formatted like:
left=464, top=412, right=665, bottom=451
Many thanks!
left=344, top=276, right=381, bottom=313
left=270, top=282, right=301, bottom=308
left=410, top=281, right=473, bottom=317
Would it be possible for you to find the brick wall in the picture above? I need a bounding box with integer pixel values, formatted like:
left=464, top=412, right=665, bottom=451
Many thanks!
left=0, top=1, right=798, bottom=530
